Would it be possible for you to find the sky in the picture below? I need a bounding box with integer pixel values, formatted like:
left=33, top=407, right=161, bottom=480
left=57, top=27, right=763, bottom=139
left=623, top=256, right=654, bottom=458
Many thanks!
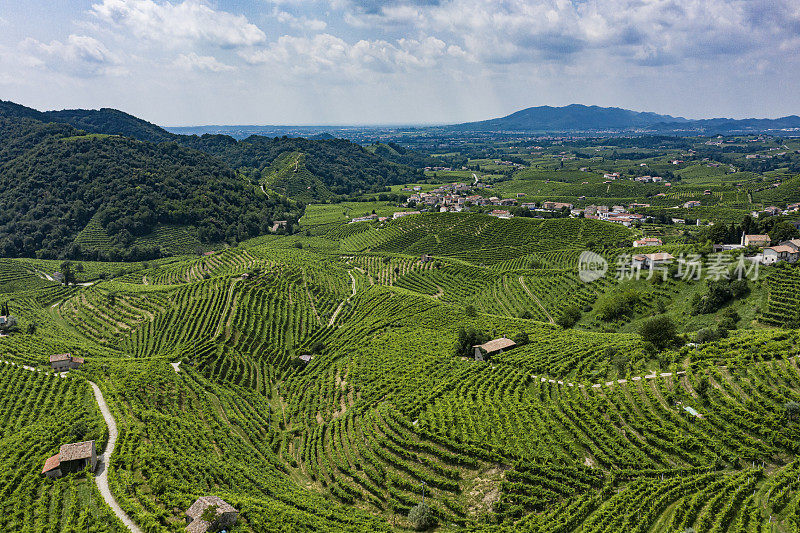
left=0, top=0, right=799, bottom=126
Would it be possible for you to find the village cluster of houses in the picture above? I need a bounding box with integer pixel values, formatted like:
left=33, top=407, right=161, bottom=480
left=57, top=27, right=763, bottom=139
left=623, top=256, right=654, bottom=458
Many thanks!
left=709, top=234, right=800, bottom=265
left=737, top=234, right=800, bottom=264
left=583, top=205, right=647, bottom=227
left=753, top=203, right=800, bottom=218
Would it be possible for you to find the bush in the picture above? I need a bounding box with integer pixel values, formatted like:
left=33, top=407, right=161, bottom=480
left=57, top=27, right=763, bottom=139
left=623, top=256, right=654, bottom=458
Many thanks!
left=453, top=327, right=487, bottom=358
left=719, top=307, right=740, bottom=330
left=691, top=278, right=749, bottom=315
left=695, top=327, right=720, bottom=344
left=595, top=290, right=639, bottom=321
left=408, top=503, right=437, bottom=531
left=557, top=305, right=581, bottom=328
left=639, top=315, right=678, bottom=351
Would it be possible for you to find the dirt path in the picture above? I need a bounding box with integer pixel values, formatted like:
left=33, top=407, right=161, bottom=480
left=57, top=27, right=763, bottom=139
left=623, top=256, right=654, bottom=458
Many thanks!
left=37, top=270, right=56, bottom=282
left=88, top=381, right=143, bottom=533
left=329, top=270, right=357, bottom=326
left=518, top=276, right=554, bottom=324
left=532, top=370, right=687, bottom=389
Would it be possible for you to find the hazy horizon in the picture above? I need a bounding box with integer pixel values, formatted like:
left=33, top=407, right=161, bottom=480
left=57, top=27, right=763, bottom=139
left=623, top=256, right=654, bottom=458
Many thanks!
left=2, top=1, right=799, bottom=126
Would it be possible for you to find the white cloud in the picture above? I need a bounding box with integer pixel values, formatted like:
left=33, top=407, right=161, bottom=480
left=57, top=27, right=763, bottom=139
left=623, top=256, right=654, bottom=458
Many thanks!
left=20, top=34, right=124, bottom=77
left=241, top=33, right=464, bottom=78
left=173, top=52, right=234, bottom=71
left=90, top=0, right=267, bottom=48
left=336, top=0, right=800, bottom=67
left=273, top=8, right=327, bottom=31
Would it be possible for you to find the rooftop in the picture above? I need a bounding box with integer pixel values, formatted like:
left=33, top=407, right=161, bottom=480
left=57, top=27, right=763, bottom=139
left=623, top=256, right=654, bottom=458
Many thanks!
left=41, top=454, right=60, bottom=474
left=49, top=353, right=72, bottom=363
left=768, top=245, right=797, bottom=253
left=474, top=337, right=517, bottom=353
left=186, top=496, right=237, bottom=521
left=59, top=441, right=94, bottom=462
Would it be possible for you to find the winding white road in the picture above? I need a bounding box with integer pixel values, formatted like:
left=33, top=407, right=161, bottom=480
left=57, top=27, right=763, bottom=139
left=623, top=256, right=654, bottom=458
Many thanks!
left=88, top=381, right=143, bottom=533
left=2, top=360, right=142, bottom=531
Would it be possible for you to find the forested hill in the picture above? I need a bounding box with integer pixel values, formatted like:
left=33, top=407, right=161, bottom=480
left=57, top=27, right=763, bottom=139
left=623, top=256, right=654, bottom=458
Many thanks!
left=0, top=101, right=173, bottom=143
left=0, top=100, right=423, bottom=197
left=446, top=103, right=800, bottom=133
left=449, top=104, right=686, bottom=132
left=0, top=117, right=299, bottom=260
left=182, top=134, right=423, bottom=196
left=45, top=108, right=175, bottom=144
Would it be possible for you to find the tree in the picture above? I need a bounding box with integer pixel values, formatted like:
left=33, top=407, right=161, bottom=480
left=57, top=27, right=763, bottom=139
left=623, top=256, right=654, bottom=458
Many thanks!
left=513, top=331, right=530, bottom=346
left=557, top=305, right=581, bottom=328
left=453, top=327, right=487, bottom=358
left=639, top=315, right=678, bottom=351
left=408, top=503, right=437, bottom=531
left=60, top=260, right=75, bottom=285
left=464, top=304, right=477, bottom=317
left=695, top=375, right=709, bottom=398
left=695, top=327, right=720, bottom=344
left=26, top=322, right=37, bottom=335
left=595, top=290, right=639, bottom=321
left=770, top=221, right=800, bottom=244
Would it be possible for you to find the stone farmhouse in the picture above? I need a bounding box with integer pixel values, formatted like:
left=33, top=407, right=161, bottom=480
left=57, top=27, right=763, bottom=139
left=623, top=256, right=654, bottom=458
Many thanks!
left=473, top=337, right=517, bottom=361
left=41, top=441, right=97, bottom=478
left=632, top=252, right=675, bottom=270
left=185, top=496, right=239, bottom=533
left=741, top=234, right=771, bottom=248
left=50, top=353, right=84, bottom=372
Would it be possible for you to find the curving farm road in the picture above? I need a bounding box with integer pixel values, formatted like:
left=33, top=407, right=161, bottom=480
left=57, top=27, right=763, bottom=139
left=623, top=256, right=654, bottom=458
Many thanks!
left=88, top=381, right=143, bottom=533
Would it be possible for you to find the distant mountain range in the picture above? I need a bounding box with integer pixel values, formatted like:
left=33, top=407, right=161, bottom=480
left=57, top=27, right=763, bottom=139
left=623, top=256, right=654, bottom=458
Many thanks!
left=447, top=104, right=687, bottom=132
left=168, top=104, right=800, bottom=138
left=444, top=104, right=800, bottom=134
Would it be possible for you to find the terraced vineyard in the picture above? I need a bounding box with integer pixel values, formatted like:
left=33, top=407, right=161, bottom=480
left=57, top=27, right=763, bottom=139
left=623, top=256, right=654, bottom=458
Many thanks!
left=0, top=212, right=799, bottom=532
left=762, top=264, right=800, bottom=328
left=0, top=363, right=122, bottom=532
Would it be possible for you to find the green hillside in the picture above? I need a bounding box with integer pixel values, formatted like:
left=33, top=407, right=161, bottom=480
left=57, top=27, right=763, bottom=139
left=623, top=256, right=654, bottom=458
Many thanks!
left=262, top=151, right=333, bottom=202
left=0, top=117, right=295, bottom=260
left=0, top=209, right=797, bottom=531
left=5, top=100, right=800, bottom=533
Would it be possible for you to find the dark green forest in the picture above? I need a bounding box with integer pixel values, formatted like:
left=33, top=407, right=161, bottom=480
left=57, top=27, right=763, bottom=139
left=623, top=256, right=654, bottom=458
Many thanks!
left=182, top=134, right=423, bottom=196
left=0, top=118, right=296, bottom=260
left=0, top=101, right=422, bottom=260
